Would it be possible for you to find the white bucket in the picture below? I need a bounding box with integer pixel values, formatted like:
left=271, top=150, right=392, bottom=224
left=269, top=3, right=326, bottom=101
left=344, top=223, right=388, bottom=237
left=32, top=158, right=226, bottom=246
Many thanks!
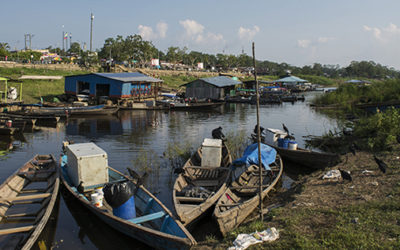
left=288, top=141, right=298, bottom=150
left=91, top=193, right=103, bottom=207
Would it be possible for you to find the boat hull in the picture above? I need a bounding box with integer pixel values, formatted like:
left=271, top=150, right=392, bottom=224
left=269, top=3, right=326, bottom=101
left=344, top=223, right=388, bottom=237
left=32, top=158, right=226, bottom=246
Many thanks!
left=214, top=155, right=283, bottom=236
left=0, top=155, right=60, bottom=250
left=60, top=164, right=195, bottom=250
left=173, top=141, right=232, bottom=226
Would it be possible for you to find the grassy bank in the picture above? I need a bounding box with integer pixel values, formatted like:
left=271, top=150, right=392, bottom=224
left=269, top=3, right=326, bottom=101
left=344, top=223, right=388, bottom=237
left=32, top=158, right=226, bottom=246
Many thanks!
left=312, top=79, right=400, bottom=110
left=195, top=149, right=400, bottom=249
left=0, top=67, right=89, bottom=103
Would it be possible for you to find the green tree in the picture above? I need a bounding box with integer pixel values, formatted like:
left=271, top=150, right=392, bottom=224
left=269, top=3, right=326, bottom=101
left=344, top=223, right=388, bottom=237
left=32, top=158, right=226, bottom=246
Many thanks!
left=0, top=42, right=10, bottom=57
left=68, top=42, right=82, bottom=54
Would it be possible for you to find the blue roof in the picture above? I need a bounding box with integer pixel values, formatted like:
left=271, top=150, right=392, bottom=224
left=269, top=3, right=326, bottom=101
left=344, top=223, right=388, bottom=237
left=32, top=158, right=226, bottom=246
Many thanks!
left=345, top=79, right=371, bottom=84
left=271, top=75, right=308, bottom=83
left=184, top=76, right=241, bottom=87
left=93, top=72, right=162, bottom=82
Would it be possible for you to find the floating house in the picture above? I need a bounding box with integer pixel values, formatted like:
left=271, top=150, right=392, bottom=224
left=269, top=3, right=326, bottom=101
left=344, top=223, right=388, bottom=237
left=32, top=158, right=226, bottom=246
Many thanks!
left=64, top=72, right=163, bottom=100
left=182, top=76, right=242, bottom=100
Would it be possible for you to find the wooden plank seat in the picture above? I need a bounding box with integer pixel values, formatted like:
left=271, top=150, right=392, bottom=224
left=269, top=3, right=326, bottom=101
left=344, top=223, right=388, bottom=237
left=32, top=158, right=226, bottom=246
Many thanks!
left=230, top=184, right=270, bottom=190
left=0, top=193, right=51, bottom=202
left=176, top=196, right=207, bottom=202
left=192, top=180, right=219, bottom=187
left=18, top=169, right=56, bottom=176
left=0, top=225, right=36, bottom=235
left=128, top=211, right=166, bottom=224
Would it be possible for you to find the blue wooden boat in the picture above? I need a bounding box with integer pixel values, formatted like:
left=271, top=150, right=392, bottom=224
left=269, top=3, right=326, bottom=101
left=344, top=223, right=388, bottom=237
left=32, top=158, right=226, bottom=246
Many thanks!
left=60, top=150, right=196, bottom=250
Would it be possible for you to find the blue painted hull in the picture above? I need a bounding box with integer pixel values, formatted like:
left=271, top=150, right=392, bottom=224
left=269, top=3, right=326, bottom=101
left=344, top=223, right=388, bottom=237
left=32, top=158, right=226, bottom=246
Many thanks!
left=60, top=155, right=196, bottom=249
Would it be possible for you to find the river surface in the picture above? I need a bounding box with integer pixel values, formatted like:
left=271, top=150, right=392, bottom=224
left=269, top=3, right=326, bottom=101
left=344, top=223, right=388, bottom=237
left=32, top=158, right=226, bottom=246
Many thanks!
left=0, top=92, right=337, bottom=249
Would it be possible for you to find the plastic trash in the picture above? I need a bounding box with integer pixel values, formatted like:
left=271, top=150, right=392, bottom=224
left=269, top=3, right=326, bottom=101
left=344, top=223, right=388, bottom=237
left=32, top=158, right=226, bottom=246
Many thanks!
left=322, top=170, right=341, bottom=179
left=228, top=227, right=279, bottom=250
left=103, top=181, right=136, bottom=208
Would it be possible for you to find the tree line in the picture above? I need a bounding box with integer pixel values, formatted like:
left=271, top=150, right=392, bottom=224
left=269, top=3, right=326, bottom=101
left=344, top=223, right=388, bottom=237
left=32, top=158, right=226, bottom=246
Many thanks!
left=1, top=34, right=400, bottom=79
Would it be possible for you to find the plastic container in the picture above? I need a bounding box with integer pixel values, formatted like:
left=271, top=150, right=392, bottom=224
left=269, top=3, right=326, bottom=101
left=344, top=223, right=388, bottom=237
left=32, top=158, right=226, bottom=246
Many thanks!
left=201, top=138, right=222, bottom=167
left=91, top=193, right=103, bottom=207
left=277, top=138, right=289, bottom=149
left=95, top=188, right=104, bottom=205
left=113, top=196, right=136, bottom=220
left=288, top=141, right=298, bottom=150
left=65, top=143, right=109, bottom=189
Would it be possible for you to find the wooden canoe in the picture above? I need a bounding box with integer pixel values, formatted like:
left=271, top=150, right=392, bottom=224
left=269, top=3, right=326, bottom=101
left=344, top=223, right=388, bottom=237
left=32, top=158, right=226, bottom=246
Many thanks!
left=251, top=133, right=340, bottom=169
left=213, top=154, right=283, bottom=236
left=173, top=140, right=232, bottom=226
left=0, top=154, right=60, bottom=250
left=169, top=102, right=224, bottom=110
left=60, top=151, right=196, bottom=250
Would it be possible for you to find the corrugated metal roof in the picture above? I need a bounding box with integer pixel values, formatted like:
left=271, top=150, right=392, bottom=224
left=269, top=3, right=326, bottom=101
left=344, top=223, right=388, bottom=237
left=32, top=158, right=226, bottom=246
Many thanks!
left=184, top=76, right=241, bottom=88
left=93, top=72, right=163, bottom=82
left=271, top=76, right=308, bottom=83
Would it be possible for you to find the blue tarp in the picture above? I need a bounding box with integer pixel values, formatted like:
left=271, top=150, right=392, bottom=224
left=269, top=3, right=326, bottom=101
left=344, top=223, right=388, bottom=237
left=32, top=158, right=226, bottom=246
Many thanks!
left=232, top=143, right=277, bottom=170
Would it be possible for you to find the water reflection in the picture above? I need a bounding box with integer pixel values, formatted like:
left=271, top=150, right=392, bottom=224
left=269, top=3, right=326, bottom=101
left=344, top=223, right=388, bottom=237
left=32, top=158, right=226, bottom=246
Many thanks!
left=60, top=188, right=147, bottom=250
left=66, top=117, right=123, bottom=138
left=0, top=134, right=26, bottom=158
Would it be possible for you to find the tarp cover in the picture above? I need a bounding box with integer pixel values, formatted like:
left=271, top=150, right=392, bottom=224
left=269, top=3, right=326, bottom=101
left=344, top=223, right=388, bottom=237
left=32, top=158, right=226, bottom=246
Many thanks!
left=232, top=143, right=276, bottom=170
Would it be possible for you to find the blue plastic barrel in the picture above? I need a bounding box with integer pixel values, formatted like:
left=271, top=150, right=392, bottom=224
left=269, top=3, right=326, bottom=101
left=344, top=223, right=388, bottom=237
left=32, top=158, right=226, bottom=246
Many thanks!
left=277, top=138, right=289, bottom=149
left=113, top=196, right=136, bottom=220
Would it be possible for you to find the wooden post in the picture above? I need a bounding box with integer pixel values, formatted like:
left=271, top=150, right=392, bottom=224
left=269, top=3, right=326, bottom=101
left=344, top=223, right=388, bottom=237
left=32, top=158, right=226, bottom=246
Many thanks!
left=252, top=42, right=263, bottom=221
left=5, top=79, right=7, bottom=103
left=20, top=82, right=23, bottom=102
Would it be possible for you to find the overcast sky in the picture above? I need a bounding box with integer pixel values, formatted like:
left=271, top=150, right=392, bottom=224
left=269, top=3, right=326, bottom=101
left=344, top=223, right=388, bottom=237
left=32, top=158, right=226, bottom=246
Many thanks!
left=2, top=0, right=400, bottom=69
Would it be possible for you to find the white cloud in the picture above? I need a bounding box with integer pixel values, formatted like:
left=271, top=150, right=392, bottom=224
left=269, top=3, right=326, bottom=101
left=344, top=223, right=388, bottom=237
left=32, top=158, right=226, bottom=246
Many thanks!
left=179, top=19, right=204, bottom=37
left=157, top=21, right=168, bottom=38
left=138, top=21, right=168, bottom=40
left=179, top=19, right=224, bottom=45
left=297, top=39, right=311, bottom=48
left=384, top=23, right=400, bottom=35
left=238, top=26, right=260, bottom=40
left=363, top=23, right=400, bottom=42
left=138, top=25, right=155, bottom=40
left=318, top=37, right=334, bottom=43
left=196, top=32, right=224, bottom=44
left=363, top=25, right=382, bottom=40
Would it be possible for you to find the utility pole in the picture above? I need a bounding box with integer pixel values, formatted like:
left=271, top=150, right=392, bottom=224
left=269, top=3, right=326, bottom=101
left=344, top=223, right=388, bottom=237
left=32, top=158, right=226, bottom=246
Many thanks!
left=90, top=13, right=94, bottom=53
left=24, top=34, right=27, bottom=50
left=252, top=42, right=263, bottom=221
left=69, top=33, right=72, bottom=51
left=62, top=25, right=65, bottom=53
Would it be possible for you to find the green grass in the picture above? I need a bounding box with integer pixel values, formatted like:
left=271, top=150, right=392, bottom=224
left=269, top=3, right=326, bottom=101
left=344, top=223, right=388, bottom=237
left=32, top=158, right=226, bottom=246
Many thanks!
left=159, top=75, right=200, bottom=90
left=313, top=79, right=400, bottom=109
left=0, top=66, right=89, bottom=103
left=3, top=79, right=65, bottom=103
left=211, top=197, right=400, bottom=249
left=0, top=67, right=88, bottom=78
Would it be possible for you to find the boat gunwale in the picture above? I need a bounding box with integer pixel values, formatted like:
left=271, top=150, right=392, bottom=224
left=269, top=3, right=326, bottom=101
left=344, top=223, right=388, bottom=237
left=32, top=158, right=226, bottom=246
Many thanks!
left=59, top=162, right=196, bottom=248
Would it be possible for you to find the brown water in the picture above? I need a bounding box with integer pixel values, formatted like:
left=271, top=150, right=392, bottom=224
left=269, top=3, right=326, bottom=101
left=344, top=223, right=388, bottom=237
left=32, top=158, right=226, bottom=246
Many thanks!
left=0, top=92, right=337, bottom=249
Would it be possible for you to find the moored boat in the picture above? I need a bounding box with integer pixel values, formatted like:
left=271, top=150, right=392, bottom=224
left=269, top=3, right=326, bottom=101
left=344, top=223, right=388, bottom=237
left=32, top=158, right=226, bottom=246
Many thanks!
left=173, top=138, right=232, bottom=226
left=60, top=142, right=196, bottom=249
left=0, top=154, right=60, bottom=250
left=252, top=128, right=340, bottom=169
left=213, top=143, right=283, bottom=236
left=169, top=101, right=224, bottom=110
